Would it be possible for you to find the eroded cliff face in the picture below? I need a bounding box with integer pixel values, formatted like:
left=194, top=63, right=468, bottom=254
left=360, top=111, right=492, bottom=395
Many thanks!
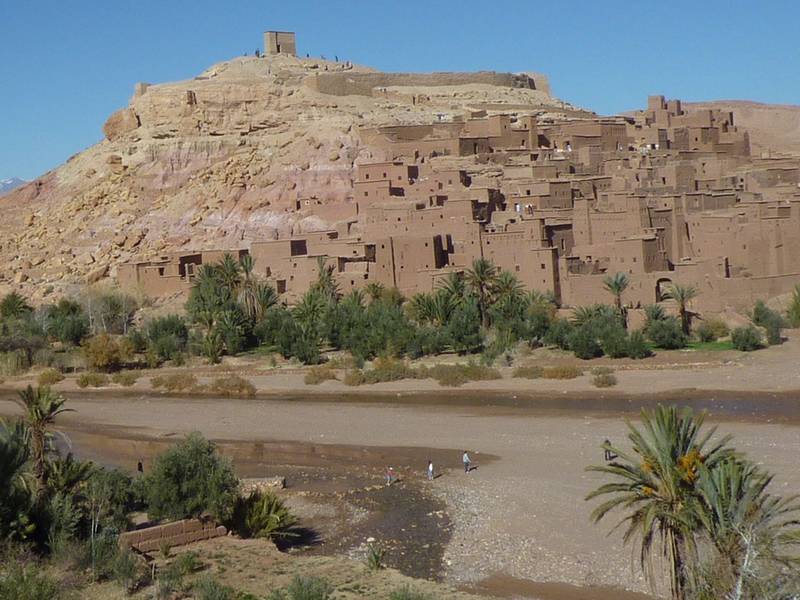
left=0, top=54, right=566, bottom=302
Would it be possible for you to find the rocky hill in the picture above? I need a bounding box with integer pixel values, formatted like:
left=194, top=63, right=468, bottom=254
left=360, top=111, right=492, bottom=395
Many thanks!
left=0, top=54, right=574, bottom=302
left=686, top=100, right=800, bottom=157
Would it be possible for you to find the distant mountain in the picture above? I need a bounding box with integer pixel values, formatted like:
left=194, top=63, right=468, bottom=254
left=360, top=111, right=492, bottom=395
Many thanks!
left=0, top=177, right=25, bottom=195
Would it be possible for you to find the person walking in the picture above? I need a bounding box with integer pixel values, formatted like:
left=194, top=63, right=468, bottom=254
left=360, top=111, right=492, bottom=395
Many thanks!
left=385, top=466, right=396, bottom=486
left=462, top=450, right=471, bottom=473
left=427, top=460, right=434, bottom=481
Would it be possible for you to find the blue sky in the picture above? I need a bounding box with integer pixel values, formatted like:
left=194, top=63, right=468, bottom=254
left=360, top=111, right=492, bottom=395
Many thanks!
left=1, top=1, right=798, bottom=181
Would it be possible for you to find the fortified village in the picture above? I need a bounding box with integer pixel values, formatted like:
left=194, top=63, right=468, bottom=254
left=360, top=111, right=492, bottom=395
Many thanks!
left=117, top=32, right=800, bottom=315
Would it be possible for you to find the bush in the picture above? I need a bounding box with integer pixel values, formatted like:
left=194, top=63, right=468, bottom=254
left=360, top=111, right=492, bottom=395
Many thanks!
left=77, top=372, right=109, bottom=388
left=567, top=325, right=603, bottom=360
left=37, top=368, right=64, bottom=386
left=31, top=348, right=56, bottom=368
left=83, top=333, right=132, bottom=372
left=599, top=325, right=629, bottom=359
left=151, top=372, right=198, bottom=393
left=343, top=370, right=366, bottom=386
left=269, top=576, right=332, bottom=600
left=209, top=375, right=257, bottom=398
left=363, top=357, right=417, bottom=384
left=731, top=325, right=762, bottom=352
left=626, top=330, right=651, bottom=359
left=544, top=318, right=573, bottom=350
left=112, top=547, right=140, bottom=594
left=696, top=322, right=717, bottom=343
left=390, top=586, right=432, bottom=600
left=365, top=542, right=385, bottom=571
left=142, top=432, right=239, bottom=521
left=193, top=575, right=234, bottom=600
left=0, top=561, right=61, bottom=600
left=590, top=366, right=614, bottom=376
left=697, top=317, right=729, bottom=342
left=592, top=373, right=618, bottom=388
left=752, top=300, right=784, bottom=345
left=0, top=350, right=28, bottom=376
left=111, top=371, right=138, bottom=387
left=422, top=362, right=501, bottom=387
left=646, top=317, right=688, bottom=349
left=542, top=365, right=582, bottom=379
left=304, top=365, right=338, bottom=385
left=229, top=490, right=298, bottom=542
left=512, top=365, right=543, bottom=379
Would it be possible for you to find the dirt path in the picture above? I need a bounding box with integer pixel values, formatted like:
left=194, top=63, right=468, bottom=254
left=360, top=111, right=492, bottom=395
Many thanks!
left=2, top=392, right=798, bottom=598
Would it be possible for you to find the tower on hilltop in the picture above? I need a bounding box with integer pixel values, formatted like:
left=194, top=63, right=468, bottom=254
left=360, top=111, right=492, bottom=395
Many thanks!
left=264, top=31, right=296, bottom=56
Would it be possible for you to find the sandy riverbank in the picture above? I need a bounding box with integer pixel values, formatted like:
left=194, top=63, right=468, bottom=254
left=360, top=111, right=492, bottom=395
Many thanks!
left=2, top=391, right=798, bottom=599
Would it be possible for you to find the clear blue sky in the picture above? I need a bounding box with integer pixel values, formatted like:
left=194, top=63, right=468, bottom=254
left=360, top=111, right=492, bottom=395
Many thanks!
left=1, top=0, right=798, bottom=181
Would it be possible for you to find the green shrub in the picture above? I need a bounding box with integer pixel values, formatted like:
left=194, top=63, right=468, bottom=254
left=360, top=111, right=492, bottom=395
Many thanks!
left=752, top=300, right=784, bottom=345
left=542, top=365, right=582, bottom=379
left=193, top=575, right=234, bottom=600
left=112, top=547, right=140, bottom=594
left=544, top=318, right=573, bottom=350
left=731, top=325, right=762, bottom=352
left=0, top=561, right=61, bottom=600
left=390, top=586, right=432, bottom=600
left=142, top=433, right=239, bottom=522
left=646, top=317, right=688, bottom=349
left=304, top=365, right=338, bottom=385
left=592, top=373, right=618, bottom=388
left=229, top=490, right=298, bottom=542
left=512, top=365, right=543, bottom=379
left=567, top=325, right=603, bottom=359
left=37, top=368, right=64, bottom=386
left=151, top=372, right=198, bottom=393
left=173, top=551, right=202, bottom=576
left=696, top=322, right=717, bottom=343
left=31, top=348, right=56, bottom=367
left=269, top=576, right=332, bottom=600
left=365, top=542, right=385, bottom=571
left=111, top=371, right=138, bottom=387
left=625, top=330, right=651, bottom=359
left=599, top=325, right=629, bottom=359
left=343, top=370, right=366, bottom=386
left=77, top=372, right=109, bottom=388
left=209, top=375, right=257, bottom=398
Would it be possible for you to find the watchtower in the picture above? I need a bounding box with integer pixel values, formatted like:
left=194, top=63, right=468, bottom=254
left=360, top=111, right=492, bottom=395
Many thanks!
left=264, top=31, right=296, bottom=56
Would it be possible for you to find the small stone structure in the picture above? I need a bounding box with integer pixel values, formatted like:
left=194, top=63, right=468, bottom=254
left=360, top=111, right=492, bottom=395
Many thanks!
left=264, top=31, right=296, bottom=56
left=119, top=517, right=227, bottom=553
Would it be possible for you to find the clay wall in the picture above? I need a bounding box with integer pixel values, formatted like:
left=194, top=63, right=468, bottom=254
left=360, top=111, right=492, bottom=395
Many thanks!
left=305, top=71, right=549, bottom=97
left=119, top=518, right=226, bottom=554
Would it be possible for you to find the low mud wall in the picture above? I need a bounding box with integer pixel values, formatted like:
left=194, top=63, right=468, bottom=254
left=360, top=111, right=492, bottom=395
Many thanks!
left=119, top=518, right=227, bottom=553
left=306, top=71, right=549, bottom=96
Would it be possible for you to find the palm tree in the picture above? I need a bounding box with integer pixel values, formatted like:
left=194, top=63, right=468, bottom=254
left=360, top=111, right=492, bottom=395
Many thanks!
left=0, top=419, right=35, bottom=540
left=493, top=271, right=525, bottom=304
left=694, top=458, right=800, bottom=578
left=14, top=385, right=72, bottom=501
left=0, top=291, right=33, bottom=319
left=586, top=405, right=734, bottom=600
left=237, top=254, right=260, bottom=322
left=465, top=258, right=499, bottom=328
left=408, top=293, right=437, bottom=325
left=664, top=284, right=698, bottom=336
left=217, top=253, right=243, bottom=291
left=571, top=304, right=618, bottom=326
left=437, top=271, right=466, bottom=308
left=311, top=256, right=339, bottom=303
left=365, top=282, right=385, bottom=304
left=254, top=283, right=278, bottom=321
left=603, top=272, right=630, bottom=312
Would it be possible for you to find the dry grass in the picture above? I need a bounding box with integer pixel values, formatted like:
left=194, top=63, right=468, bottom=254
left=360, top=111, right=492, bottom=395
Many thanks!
left=151, top=372, right=197, bottom=392
left=541, top=365, right=583, bottom=380
left=38, top=368, right=64, bottom=386
left=209, top=375, right=257, bottom=398
left=77, top=372, right=109, bottom=388
left=304, top=365, right=338, bottom=385
left=512, top=365, right=543, bottom=379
